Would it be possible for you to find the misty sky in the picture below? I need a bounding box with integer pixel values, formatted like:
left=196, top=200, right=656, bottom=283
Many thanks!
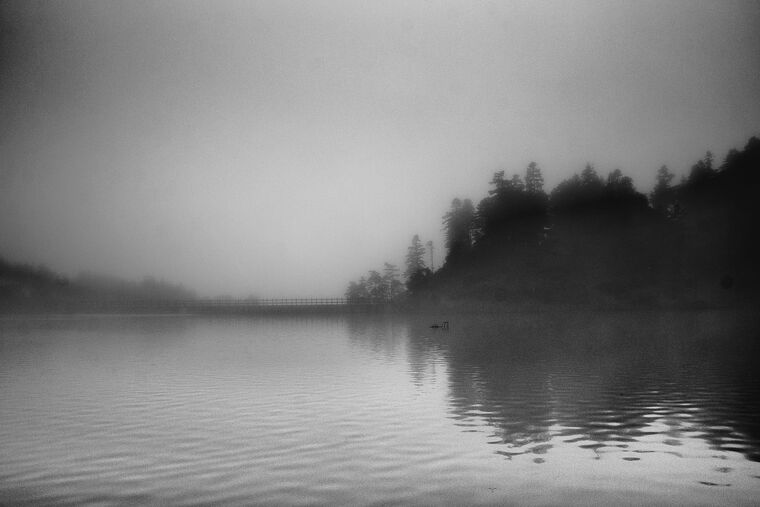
left=1, top=0, right=759, bottom=297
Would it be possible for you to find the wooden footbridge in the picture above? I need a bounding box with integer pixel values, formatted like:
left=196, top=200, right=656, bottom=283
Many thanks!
left=101, top=297, right=397, bottom=314
left=199, top=297, right=353, bottom=307
left=189, top=297, right=397, bottom=314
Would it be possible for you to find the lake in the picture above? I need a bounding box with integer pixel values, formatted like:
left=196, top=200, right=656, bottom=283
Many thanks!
left=1, top=310, right=759, bottom=505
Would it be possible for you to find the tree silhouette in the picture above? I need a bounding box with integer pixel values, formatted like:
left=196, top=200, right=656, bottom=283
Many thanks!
left=476, top=171, right=526, bottom=241
left=650, top=165, right=674, bottom=213
left=550, top=164, right=649, bottom=225
left=383, top=262, right=404, bottom=299
left=443, top=198, right=476, bottom=264
left=366, top=270, right=385, bottom=301
left=522, top=162, right=549, bottom=242
left=345, top=276, right=371, bottom=302
left=525, top=161, right=545, bottom=195
left=552, top=164, right=615, bottom=211
left=404, top=234, right=427, bottom=280
left=406, top=267, right=432, bottom=294
left=581, top=163, right=604, bottom=190
left=342, top=135, right=760, bottom=310
left=720, top=149, right=740, bottom=172
left=605, top=169, right=639, bottom=199
left=346, top=262, right=406, bottom=303
left=473, top=164, right=549, bottom=248
left=688, top=151, right=716, bottom=184
left=344, top=280, right=365, bottom=302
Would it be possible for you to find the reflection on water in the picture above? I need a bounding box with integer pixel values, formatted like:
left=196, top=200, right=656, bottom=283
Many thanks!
left=1, top=311, right=759, bottom=505
left=382, top=310, right=760, bottom=503
left=435, top=312, right=760, bottom=465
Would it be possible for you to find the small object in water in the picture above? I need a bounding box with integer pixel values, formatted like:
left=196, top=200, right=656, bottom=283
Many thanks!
left=430, top=321, right=449, bottom=330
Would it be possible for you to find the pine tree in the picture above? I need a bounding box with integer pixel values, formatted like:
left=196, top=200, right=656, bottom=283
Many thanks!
left=581, top=163, right=603, bottom=188
left=443, top=198, right=476, bottom=264
left=689, top=151, right=716, bottom=183
left=404, top=235, right=427, bottom=280
left=525, top=162, right=544, bottom=195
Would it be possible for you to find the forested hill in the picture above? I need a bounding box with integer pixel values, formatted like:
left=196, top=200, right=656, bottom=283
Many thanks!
left=412, top=136, right=760, bottom=310
left=0, top=258, right=195, bottom=313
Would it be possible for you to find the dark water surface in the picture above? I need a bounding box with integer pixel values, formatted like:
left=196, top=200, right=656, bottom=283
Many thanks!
left=1, top=311, right=759, bottom=505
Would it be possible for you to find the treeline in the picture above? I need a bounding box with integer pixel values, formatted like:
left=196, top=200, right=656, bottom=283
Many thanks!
left=357, top=136, right=759, bottom=309
left=345, top=234, right=437, bottom=303
left=437, top=160, right=650, bottom=267
left=0, top=257, right=196, bottom=313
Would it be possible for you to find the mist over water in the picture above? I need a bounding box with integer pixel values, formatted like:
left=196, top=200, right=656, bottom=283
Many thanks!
left=1, top=1, right=759, bottom=504
left=1, top=312, right=758, bottom=506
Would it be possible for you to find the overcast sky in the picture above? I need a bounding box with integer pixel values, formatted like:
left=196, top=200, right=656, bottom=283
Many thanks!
left=1, top=0, right=759, bottom=297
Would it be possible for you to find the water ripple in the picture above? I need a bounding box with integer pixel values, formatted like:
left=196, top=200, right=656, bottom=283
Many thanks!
left=1, top=313, right=760, bottom=505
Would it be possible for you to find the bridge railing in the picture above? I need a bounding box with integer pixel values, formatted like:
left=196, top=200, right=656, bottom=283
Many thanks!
left=237, top=298, right=348, bottom=306
left=186, top=297, right=390, bottom=307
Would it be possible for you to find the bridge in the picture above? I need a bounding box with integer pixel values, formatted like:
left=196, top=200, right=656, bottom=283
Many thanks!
left=84, top=297, right=397, bottom=314
left=182, top=297, right=396, bottom=314
left=198, top=297, right=353, bottom=307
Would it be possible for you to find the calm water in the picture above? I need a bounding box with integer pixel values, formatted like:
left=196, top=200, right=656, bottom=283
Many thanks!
left=1, top=311, right=759, bottom=505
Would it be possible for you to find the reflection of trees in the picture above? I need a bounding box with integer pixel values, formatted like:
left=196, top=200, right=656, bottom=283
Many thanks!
left=407, top=310, right=760, bottom=462
left=346, top=317, right=450, bottom=387
left=403, top=321, right=453, bottom=388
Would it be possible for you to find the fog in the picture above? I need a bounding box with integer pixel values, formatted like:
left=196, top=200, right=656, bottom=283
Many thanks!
left=1, top=0, right=758, bottom=297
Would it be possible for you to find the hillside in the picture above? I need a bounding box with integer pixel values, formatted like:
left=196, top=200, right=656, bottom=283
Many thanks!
left=414, top=137, right=760, bottom=311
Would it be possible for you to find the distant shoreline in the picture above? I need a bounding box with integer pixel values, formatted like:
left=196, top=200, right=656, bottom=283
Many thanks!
left=2, top=299, right=757, bottom=319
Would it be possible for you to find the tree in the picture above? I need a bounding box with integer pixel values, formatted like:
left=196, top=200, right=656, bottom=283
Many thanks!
left=650, top=165, right=674, bottom=212
left=606, top=168, right=623, bottom=188
left=704, top=150, right=714, bottom=171
left=366, top=270, right=385, bottom=301
left=346, top=262, right=405, bottom=302
left=476, top=171, right=526, bottom=240
left=344, top=281, right=364, bottom=302
left=345, top=276, right=370, bottom=302
left=550, top=164, right=646, bottom=217
left=509, top=174, right=525, bottom=192
left=475, top=167, right=549, bottom=247
left=406, top=267, right=432, bottom=294
left=720, top=149, right=740, bottom=172
left=404, top=234, right=427, bottom=281
left=489, top=171, right=506, bottom=195
left=443, top=198, right=476, bottom=264
left=606, top=169, right=635, bottom=194
left=382, top=262, right=404, bottom=299
left=688, top=151, right=716, bottom=184
left=551, top=167, right=606, bottom=212
left=523, top=162, right=550, bottom=236
left=525, top=162, right=544, bottom=195
left=581, top=163, right=604, bottom=189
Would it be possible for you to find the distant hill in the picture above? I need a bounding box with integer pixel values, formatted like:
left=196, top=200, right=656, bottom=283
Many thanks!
left=0, top=257, right=196, bottom=313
